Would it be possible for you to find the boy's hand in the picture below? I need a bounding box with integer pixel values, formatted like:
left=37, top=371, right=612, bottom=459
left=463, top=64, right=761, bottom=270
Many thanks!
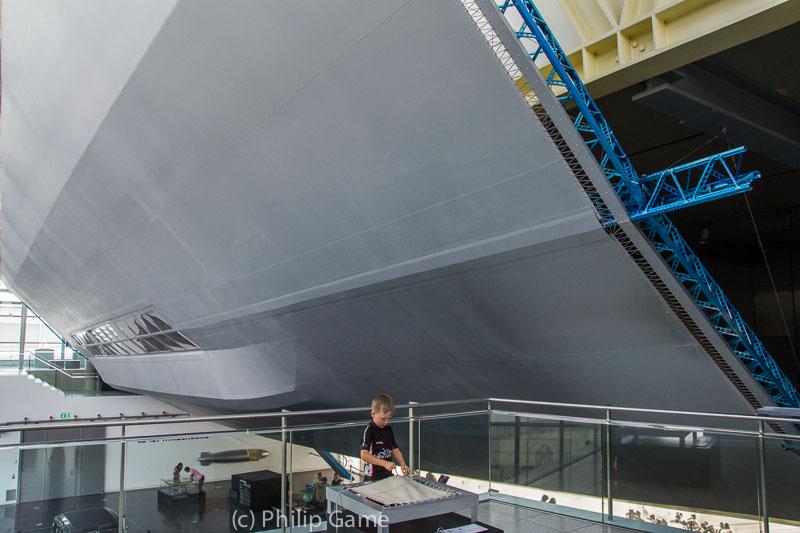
left=400, top=464, right=410, bottom=476
left=383, top=460, right=396, bottom=471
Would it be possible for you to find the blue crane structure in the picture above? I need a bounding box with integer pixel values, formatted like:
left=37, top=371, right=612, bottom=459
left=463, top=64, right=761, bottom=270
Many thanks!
left=496, top=0, right=799, bottom=408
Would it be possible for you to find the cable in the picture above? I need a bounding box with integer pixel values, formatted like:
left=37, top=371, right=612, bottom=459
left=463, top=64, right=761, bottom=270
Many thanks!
left=627, top=132, right=705, bottom=158
left=663, top=132, right=721, bottom=169
left=728, top=124, right=800, bottom=381
left=743, top=193, right=800, bottom=378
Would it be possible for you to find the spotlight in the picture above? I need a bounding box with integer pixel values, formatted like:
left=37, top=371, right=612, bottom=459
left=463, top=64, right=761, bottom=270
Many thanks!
left=698, top=225, right=710, bottom=245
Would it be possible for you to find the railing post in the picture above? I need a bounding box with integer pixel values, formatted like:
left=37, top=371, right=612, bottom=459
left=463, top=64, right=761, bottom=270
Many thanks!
left=605, top=409, right=613, bottom=522
left=18, top=304, right=27, bottom=371
left=487, top=399, right=492, bottom=492
left=118, top=423, right=127, bottom=533
left=513, top=416, right=520, bottom=485
left=758, top=420, right=770, bottom=533
left=288, top=428, right=293, bottom=527
left=409, top=401, right=417, bottom=474
left=281, top=410, right=288, bottom=533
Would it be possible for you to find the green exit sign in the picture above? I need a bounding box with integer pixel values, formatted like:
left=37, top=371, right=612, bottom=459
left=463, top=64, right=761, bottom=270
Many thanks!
left=59, top=412, right=70, bottom=419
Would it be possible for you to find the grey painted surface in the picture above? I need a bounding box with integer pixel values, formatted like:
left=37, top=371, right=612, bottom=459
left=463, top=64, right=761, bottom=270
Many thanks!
left=94, top=230, right=753, bottom=415
left=0, top=0, right=761, bottom=414
left=0, top=0, right=178, bottom=284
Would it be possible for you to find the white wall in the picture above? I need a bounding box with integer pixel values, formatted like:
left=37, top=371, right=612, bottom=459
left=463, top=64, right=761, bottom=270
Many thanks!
left=104, top=423, right=329, bottom=491
left=0, top=432, right=20, bottom=505
left=0, top=373, right=185, bottom=425
left=0, top=373, right=330, bottom=497
left=0, top=372, right=188, bottom=501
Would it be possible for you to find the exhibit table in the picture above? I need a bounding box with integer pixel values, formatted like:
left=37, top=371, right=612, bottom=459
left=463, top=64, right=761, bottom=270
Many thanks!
left=326, top=476, right=478, bottom=533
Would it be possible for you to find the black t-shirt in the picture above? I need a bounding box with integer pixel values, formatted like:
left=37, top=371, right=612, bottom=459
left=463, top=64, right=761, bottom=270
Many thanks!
left=360, top=421, right=398, bottom=479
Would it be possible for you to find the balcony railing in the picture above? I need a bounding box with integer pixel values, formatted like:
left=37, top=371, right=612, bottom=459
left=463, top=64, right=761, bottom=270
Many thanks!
left=1, top=398, right=798, bottom=533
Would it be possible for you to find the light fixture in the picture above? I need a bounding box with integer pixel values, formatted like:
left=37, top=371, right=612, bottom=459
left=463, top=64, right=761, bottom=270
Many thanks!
left=698, top=225, right=710, bottom=245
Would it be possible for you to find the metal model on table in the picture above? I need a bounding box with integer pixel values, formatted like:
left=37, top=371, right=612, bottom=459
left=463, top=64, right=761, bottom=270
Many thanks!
left=326, top=475, right=478, bottom=532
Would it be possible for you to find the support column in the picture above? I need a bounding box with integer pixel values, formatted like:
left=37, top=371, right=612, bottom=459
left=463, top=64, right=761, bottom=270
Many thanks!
left=758, top=420, right=770, bottom=533
left=605, top=409, right=613, bottom=521
left=408, top=402, right=416, bottom=474
left=513, top=416, right=520, bottom=485
left=281, top=410, right=288, bottom=533
left=288, top=430, right=293, bottom=527
left=118, top=424, right=127, bottom=533
left=487, top=400, right=492, bottom=491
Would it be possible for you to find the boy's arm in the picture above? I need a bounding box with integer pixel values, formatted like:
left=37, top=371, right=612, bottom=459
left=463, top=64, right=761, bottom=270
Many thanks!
left=360, top=449, right=395, bottom=471
left=392, top=447, right=410, bottom=475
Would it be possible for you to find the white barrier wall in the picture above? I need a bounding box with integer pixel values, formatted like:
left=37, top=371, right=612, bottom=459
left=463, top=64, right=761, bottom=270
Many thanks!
left=105, top=423, right=330, bottom=491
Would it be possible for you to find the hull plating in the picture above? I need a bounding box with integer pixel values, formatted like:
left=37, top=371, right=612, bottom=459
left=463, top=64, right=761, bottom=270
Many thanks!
left=0, top=0, right=760, bottom=414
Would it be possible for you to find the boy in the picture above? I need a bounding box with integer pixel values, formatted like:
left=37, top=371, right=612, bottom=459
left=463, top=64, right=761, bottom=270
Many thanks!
left=360, top=394, right=410, bottom=481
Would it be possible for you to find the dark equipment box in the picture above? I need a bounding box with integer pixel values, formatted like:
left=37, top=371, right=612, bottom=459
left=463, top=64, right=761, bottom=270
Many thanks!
left=230, top=469, right=281, bottom=510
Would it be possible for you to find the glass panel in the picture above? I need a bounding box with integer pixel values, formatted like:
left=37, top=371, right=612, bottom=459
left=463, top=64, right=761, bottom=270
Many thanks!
left=14, top=431, right=119, bottom=533
left=764, top=432, right=800, bottom=533
left=168, top=332, right=198, bottom=349
left=611, top=425, right=761, bottom=531
left=139, top=316, right=163, bottom=335
left=490, top=413, right=605, bottom=517
left=288, top=423, right=363, bottom=530
left=138, top=336, right=166, bottom=353
left=419, top=413, right=489, bottom=491
left=144, top=313, right=172, bottom=332
left=283, top=411, right=487, bottom=531
left=120, top=315, right=142, bottom=337
left=123, top=427, right=283, bottom=532
left=116, top=340, right=141, bottom=355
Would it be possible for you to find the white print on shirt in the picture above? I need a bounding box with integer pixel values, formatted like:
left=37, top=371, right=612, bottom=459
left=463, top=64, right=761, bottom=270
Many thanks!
left=374, top=449, right=393, bottom=460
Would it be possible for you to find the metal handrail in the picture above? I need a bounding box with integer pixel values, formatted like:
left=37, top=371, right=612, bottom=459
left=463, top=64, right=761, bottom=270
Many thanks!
left=2, top=397, right=798, bottom=435
left=25, top=353, right=74, bottom=378
left=489, top=409, right=800, bottom=442
left=2, top=400, right=798, bottom=454
left=488, top=398, right=800, bottom=424
left=0, top=397, right=487, bottom=433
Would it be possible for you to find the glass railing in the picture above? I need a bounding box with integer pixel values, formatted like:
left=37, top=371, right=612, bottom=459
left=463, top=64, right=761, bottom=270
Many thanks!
left=22, top=354, right=99, bottom=394
left=0, top=399, right=798, bottom=533
left=0, top=349, right=88, bottom=372
left=0, top=349, right=127, bottom=397
left=490, top=412, right=606, bottom=516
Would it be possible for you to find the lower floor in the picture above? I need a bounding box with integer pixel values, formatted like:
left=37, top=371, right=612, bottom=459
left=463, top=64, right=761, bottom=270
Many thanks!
left=2, top=484, right=638, bottom=533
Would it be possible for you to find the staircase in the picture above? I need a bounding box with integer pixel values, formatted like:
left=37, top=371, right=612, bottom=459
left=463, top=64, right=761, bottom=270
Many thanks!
left=24, top=371, right=62, bottom=394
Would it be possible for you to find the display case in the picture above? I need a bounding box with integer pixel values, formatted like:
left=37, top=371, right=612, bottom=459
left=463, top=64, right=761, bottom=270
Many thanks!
left=157, top=477, right=204, bottom=509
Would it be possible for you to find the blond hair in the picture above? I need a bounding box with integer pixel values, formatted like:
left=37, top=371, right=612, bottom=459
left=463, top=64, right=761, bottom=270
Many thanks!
left=371, top=394, right=395, bottom=416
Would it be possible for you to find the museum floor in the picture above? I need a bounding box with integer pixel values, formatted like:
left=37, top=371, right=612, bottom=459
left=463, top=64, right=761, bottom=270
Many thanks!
left=1, top=481, right=637, bottom=533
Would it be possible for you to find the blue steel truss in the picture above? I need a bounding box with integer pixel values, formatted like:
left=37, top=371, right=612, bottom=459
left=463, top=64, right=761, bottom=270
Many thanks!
left=630, top=147, right=760, bottom=221
left=641, top=215, right=799, bottom=407
left=497, top=0, right=642, bottom=209
left=497, top=0, right=800, bottom=407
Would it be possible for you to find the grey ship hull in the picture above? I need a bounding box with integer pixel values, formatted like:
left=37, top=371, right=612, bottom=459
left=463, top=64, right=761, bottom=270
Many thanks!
left=0, top=0, right=768, bottom=414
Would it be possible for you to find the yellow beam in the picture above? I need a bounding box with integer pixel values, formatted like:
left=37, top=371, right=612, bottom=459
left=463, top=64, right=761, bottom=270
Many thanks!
left=552, top=0, right=800, bottom=98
